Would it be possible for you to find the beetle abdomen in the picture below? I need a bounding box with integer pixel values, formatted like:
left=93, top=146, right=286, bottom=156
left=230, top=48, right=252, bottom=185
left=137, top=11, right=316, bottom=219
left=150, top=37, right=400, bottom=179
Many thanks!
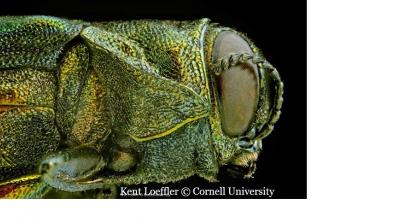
left=0, top=68, right=60, bottom=180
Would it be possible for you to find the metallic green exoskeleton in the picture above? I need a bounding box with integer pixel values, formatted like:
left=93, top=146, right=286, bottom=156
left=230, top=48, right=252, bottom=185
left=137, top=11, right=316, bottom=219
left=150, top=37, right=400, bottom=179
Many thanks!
left=0, top=16, right=283, bottom=198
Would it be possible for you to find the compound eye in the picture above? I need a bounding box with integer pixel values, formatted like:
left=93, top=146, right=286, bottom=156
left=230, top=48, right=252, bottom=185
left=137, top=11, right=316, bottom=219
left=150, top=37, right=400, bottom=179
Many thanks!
left=212, top=31, right=259, bottom=136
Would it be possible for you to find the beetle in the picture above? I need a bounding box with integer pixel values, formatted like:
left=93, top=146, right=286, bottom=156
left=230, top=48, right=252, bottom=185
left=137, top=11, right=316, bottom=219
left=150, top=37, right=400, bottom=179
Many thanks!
left=0, top=16, right=283, bottom=198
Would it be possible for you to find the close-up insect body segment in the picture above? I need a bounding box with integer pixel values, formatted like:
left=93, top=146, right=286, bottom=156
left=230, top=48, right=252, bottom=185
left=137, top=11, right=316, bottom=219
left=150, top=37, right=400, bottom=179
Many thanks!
left=0, top=16, right=284, bottom=198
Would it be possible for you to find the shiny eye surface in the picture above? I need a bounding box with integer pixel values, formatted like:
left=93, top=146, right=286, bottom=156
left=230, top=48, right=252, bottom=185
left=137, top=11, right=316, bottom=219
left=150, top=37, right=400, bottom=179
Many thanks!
left=212, top=31, right=259, bottom=136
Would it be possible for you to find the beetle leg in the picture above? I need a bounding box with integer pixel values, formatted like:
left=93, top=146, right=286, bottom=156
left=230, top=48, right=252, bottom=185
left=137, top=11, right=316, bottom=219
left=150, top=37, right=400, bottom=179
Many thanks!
left=39, top=147, right=106, bottom=192
left=106, top=147, right=138, bottom=172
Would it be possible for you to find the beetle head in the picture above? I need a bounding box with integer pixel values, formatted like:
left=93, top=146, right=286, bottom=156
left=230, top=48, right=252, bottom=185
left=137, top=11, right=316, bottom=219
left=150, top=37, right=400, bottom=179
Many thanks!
left=204, top=25, right=283, bottom=179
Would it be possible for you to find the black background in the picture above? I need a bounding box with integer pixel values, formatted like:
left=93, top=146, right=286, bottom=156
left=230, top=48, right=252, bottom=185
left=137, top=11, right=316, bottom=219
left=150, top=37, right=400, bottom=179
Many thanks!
left=0, top=0, right=306, bottom=198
